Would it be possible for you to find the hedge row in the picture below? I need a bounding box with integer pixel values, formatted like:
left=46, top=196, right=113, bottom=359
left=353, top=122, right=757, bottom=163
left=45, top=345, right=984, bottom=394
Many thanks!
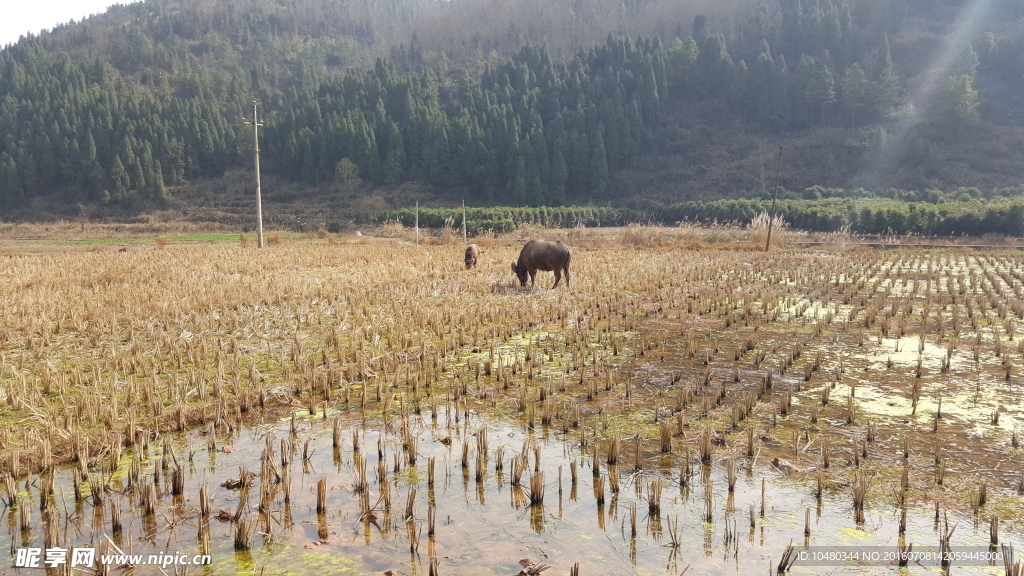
left=372, top=197, right=1024, bottom=237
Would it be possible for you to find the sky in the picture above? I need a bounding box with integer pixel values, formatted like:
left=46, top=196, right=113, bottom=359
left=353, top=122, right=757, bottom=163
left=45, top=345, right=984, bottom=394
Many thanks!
left=1, top=0, right=123, bottom=47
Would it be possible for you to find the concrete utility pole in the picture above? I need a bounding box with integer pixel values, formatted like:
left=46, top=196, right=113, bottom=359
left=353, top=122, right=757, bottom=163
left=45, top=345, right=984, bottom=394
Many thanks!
left=765, top=144, right=784, bottom=252
left=244, top=100, right=265, bottom=248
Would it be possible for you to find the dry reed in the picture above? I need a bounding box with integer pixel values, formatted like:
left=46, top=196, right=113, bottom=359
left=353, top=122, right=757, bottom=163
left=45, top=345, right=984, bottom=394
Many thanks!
left=852, top=473, right=867, bottom=523
left=777, top=541, right=797, bottom=574
left=647, top=478, right=662, bottom=516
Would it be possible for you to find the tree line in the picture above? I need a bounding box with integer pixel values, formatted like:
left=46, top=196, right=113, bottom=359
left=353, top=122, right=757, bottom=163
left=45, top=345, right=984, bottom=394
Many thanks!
left=373, top=193, right=1024, bottom=237
left=0, top=0, right=1021, bottom=211
left=669, top=197, right=1024, bottom=236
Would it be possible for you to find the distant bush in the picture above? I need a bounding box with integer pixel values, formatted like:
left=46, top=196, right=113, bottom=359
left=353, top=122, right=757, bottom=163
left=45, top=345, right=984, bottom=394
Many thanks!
left=667, top=197, right=1024, bottom=236
left=368, top=196, right=1024, bottom=237
left=466, top=219, right=514, bottom=236
left=373, top=206, right=648, bottom=229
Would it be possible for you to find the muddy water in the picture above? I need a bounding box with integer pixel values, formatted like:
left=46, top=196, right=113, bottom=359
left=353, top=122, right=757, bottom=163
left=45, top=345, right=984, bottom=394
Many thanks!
left=5, top=408, right=1011, bottom=576
left=4, top=329, right=1022, bottom=576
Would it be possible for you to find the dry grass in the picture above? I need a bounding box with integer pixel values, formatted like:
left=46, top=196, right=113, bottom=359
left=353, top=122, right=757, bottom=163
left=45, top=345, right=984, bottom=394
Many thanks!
left=0, top=219, right=213, bottom=241
left=747, top=211, right=790, bottom=250
left=372, top=220, right=414, bottom=241
left=619, top=224, right=664, bottom=247
left=0, top=228, right=1022, bottom=524
left=0, top=221, right=1023, bottom=576
left=471, top=230, right=496, bottom=247
left=559, top=221, right=752, bottom=250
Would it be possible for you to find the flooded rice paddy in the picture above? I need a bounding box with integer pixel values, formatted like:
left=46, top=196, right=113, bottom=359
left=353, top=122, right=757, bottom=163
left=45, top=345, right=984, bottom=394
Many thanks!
left=2, top=242, right=1024, bottom=575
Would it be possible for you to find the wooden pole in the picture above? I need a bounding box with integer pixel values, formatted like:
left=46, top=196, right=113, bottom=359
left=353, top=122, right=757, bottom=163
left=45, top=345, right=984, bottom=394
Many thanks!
left=462, top=200, right=467, bottom=244
left=415, top=201, right=419, bottom=246
left=765, top=144, right=783, bottom=252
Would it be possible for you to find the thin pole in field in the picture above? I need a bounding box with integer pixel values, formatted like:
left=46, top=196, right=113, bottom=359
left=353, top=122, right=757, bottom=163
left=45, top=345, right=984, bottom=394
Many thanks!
left=244, top=100, right=265, bottom=248
left=765, top=144, right=783, bottom=252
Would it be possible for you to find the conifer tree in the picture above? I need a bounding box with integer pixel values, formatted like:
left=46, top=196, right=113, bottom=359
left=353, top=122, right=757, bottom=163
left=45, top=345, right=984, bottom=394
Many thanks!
left=549, top=149, right=567, bottom=205
left=109, top=155, right=130, bottom=200
left=589, top=128, right=609, bottom=197
left=0, top=153, right=20, bottom=207
left=151, top=159, right=167, bottom=200
left=840, top=62, right=869, bottom=129
left=806, top=64, right=836, bottom=125
left=383, top=123, right=406, bottom=185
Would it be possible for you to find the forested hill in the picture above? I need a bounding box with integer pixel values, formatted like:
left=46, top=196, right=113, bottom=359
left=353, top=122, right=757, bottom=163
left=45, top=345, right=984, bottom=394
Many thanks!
left=0, top=0, right=1022, bottom=220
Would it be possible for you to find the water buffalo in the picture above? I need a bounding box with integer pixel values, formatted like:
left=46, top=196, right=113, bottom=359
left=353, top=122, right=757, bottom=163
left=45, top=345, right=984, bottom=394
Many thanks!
left=465, top=244, right=481, bottom=269
left=511, top=240, right=571, bottom=288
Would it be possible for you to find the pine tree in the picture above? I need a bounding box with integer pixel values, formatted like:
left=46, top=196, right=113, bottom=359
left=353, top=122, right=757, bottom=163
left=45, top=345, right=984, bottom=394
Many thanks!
left=299, top=128, right=317, bottom=184
left=806, top=64, right=836, bottom=126
left=81, top=129, right=104, bottom=198
left=840, top=62, right=869, bottom=129
left=530, top=127, right=550, bottom=187
left=14, top=147, right=38, bottom=198
left=129, top=156, right=147, bottom=193
left=151, top=160, right=167, bottom=200
left=110, top=155, right=130, bottom=200
left=140, top=143, right=155, bottom=196
left=528, top=173, right=544, bottom=206
left=752, top=50, right=776, bottom=121
left=692, top=14, right=709, bottom=42
left=763, top=55, right=792, bottom=130
left=729, top=60, right=749, bottom=110
left=589, top=128, right=609, bottom=197
left=429, top=128, right=451, bottom=186
left=871, top=67, right=900, bottom=115
left=949, top=44, right=979, bottom=80
left=0, top=153, right=21, bottom=207
left=383, top=123, right=406, bottom=185
left=942, top=74, right=979, bottom=130
left=549, top=149, right=567, bottom=205
left=874, top=32, right=893, bottom=77
left=164, top=139, right=186, bottom=185
left=510, top=152, right=528, bottom=203
left=356, top=119, right=382, bottom=183
left=696, top=35, right=735, bottom=100
left=638, top=59, right=660, bottom=123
